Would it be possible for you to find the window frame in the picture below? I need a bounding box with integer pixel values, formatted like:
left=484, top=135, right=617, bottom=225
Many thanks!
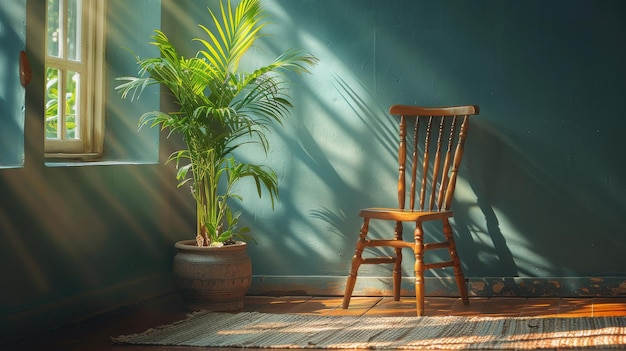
left=44, top=0, right=106, bottom=159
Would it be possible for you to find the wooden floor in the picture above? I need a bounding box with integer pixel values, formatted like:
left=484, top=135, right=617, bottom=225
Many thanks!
left=6, top=294, right=626, bottom=351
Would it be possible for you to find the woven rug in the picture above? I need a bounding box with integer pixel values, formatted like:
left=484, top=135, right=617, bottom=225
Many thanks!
left=112, top=311, right=626, bottom=349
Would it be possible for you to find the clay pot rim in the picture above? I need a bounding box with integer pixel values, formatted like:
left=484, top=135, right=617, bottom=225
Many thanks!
left=175, top=239, right=247, bottom=251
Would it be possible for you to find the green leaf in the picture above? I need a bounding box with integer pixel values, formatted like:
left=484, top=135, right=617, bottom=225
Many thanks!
left=115, top=0, right=316, bottom=244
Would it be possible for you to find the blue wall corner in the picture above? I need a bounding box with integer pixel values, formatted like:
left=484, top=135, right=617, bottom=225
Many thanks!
left=0, top=1, right=26, bottom=167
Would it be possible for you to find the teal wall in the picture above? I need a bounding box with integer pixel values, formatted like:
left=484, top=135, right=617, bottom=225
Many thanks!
left=2, top=0, right=626, bottom=345
left=0, top=0, right=26, bottom=167
left=0, top=0, right=194, bottom=345
left=162, top=0, right=626, bottom=296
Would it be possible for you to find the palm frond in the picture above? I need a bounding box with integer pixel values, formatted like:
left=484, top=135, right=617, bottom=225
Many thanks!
left=116, top=0, right=316, bottom=245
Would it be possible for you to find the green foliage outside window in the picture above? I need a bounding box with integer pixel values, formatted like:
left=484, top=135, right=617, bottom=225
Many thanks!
left=45, top=67, right=78, bottom=139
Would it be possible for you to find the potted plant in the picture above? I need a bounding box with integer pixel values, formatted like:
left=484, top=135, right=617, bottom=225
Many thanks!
left=116, top=0, right=316, bottom=311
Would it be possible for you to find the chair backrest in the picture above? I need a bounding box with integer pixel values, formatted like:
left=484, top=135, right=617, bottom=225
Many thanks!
left=389, top=105, right=479, bottom=212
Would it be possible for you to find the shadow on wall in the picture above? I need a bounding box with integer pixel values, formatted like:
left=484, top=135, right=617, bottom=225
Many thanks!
left=457, top=119, right=626, bottom=282
left=236, top=69, right=400, bottom=277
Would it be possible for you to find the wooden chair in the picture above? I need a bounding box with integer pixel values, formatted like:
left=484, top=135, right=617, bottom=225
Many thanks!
left=342, top=104, right=479, bottom=316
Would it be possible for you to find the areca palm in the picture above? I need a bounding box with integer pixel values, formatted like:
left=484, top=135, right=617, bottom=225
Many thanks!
left=117, top=0, right=317, bottom=246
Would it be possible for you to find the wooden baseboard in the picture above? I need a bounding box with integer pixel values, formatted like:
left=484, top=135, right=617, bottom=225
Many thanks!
left=250, top=275, right=626, bottom=297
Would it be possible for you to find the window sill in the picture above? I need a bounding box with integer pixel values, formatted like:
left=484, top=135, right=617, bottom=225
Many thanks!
left=45, top=152, right=101, bottom=160
left=44, top=160, right=158, bottom=168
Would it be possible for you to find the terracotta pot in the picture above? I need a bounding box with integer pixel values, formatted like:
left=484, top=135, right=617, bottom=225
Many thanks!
left=173, top=239, right=252, bottom=311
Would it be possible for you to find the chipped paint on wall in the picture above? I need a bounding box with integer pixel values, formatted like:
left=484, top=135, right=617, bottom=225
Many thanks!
left=251, top=276, right=626, bottom=297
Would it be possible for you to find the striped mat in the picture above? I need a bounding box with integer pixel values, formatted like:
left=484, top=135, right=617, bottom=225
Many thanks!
left=112, top=311, right=626, bottom=349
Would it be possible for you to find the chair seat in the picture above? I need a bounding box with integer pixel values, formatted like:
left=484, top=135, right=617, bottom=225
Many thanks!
left=359, top=208, right=453, bottom=222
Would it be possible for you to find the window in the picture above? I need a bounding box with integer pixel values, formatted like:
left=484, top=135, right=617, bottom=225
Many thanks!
left=45, top=0, right=105, bottom=159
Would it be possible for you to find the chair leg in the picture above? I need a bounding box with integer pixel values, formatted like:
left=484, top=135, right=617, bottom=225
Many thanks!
left=342, top=218, right=370, bottom=309
left=442, top=218, right=469, bottom=305
left=413, top=222, right=425, bottom=316
left=392, top=221, right=403, bottom=301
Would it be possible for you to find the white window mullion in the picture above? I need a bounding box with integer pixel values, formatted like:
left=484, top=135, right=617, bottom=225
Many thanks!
left=90, top=0, right=106, bottom=155
left=74, top=71, right=82, bottom=139
left=46, top=57, right=82, bottom=71
left=58, top=68, right=66, bottom=140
